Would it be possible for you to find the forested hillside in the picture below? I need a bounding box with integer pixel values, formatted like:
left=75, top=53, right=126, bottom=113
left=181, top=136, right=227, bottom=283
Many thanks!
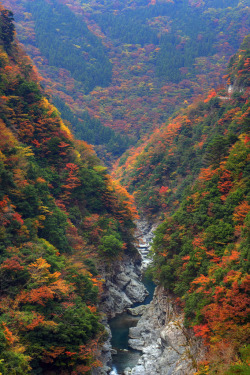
left=115, top=37, right=250, bottom=374
left=114, top=37, right=250, bottom=216
left=2, top=0, right=249, bottom=163
left=0, top=7, right=137, bottom=374
left=0, top=1, right=249, bottom=374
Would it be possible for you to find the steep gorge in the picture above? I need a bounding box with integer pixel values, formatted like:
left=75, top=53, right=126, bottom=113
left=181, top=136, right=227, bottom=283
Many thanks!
left=0, top=2, right=249, bottom=375
left=102, top=220, right=204, bottom=375
left=113, top=39, right=250, bottom=375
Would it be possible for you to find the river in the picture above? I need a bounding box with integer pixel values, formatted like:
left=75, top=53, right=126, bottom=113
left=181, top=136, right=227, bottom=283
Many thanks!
left=109, top=274, right=156, bottom=374
left=109, top=220, right=157, bottom=374
left=108, top=219, right=201, bottom=375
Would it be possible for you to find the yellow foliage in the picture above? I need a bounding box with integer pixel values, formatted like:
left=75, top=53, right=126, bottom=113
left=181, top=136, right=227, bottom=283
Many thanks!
left=0, top=119, right=17, bottom=146
left=51, top=279, right=70, bottom=295
left=38, top=215, right=46, bottom=222
left=59, top=118, right=72, bottom=138
left=42, top=320, right=58, bottom=329
left=29, top=258, right=51, bottom=272
left=39, top=205, right=52, bottom=215
left=41, top=98, right=72, bottom=138
left=0, top=49, right=8, bottom=65
left=16, top=145, right=34, bottom=158
left=0, top=150, right=6, bottom=161
left=93, top=165, right=107, bottom=173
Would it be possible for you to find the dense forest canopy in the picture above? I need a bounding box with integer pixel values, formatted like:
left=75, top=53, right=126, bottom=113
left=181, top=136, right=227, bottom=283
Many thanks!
left=113, top=36, right=250, bottom=215
left=2, top=0, right=249, bottom=163
left=115, top=36, right=250, bottom=374
left=0, top=8, right=138, bottom=374
left=24, top=0, right=112, bottom=93
left=0, top=1, right=249, bottom=374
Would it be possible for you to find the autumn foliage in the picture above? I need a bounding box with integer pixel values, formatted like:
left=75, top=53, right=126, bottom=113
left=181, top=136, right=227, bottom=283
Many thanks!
left=2, top=0, right=249, bottom=166
left=0, top=8, right=138, bottom=374
left=150, top=41, right=250, bottom=375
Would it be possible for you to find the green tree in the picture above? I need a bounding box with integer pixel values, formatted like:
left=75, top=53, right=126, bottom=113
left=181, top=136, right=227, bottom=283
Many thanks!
left=0, top=10, right=15, bottom=51
left=99, top=235, right=123, bottom=257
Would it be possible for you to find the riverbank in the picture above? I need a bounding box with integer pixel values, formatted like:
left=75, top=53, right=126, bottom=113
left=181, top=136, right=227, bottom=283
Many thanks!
left=92, top=217, right=205, bottom=375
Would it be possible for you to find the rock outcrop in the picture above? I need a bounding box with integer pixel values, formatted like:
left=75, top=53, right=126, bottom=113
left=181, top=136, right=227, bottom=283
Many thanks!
left=92, top=252, right=148, bottom=374
left=127, top=286, right=204, bottom=375
left=100, top=255, right=148, bottom=319
left=135, top=220, right=158, bottom=270
left=127, top=305, right=147, bottom=316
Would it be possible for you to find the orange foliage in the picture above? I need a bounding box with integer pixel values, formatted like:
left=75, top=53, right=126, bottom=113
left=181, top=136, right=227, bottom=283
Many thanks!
left=42, top=347, right=66, bottom=363
left=233, top=201, right=250, bottom=225
left=204, top=89, right=217, bottom=103
left=203, top=282, right=250, bottom=338
left=25, top=313, right=45, bottom=330
left=192, top=235, right=206, bottom=251
left=198, top=167, right=219, bottom=182
left=0, top=256, right=24, bottom=271
left=87, top=305, right=97, bottom=313
left=18, top=286, right=54, bottom=306
left=2, top=322, right=15, bottom=345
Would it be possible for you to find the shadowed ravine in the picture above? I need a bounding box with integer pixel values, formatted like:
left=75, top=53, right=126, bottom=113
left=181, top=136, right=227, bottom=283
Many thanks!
left=110, top=275, right=156, bottom=374
left=110, top=222, right=156, bottom=374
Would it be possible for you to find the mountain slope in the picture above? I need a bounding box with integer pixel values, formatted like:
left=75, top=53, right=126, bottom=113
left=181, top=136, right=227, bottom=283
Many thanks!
left=115, top=37, right=250, bottom=374
left=2, top=0, right=249, bottom=162
left=114, top=36, right=250, bottom=217
left=0, top=8, right=137, bottom=374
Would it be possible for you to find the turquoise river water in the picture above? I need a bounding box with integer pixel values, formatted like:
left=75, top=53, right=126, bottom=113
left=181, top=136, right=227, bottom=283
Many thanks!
left=109, top=275, right=155, bottom=374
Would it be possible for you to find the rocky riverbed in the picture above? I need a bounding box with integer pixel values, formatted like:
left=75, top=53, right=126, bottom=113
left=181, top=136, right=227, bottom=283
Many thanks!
left=134, top=219, right=157, bottom=270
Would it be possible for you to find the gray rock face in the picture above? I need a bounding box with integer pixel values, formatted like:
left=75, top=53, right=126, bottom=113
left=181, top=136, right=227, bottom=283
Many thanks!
left=135, top=220, right=158, bottom=270
left=128, top=286, right=204, bottom=375
left=92, top=252, right=148, bottom=375
left=91, top=321, right=112, bottom=375
left=100, top=256, right=148, bottom=319
left=127, top=305, right=147, bottom=316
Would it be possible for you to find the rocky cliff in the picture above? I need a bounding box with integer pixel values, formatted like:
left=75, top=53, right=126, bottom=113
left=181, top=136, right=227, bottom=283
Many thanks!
left=127, top=286, right=204, bottom=375
left=100, top=255, right=148, bottom=319
left=92, top=252, right=148, bottom=375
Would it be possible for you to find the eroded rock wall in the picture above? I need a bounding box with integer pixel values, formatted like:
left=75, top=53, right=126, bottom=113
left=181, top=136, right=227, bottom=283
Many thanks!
left=128, top=286, right=204, bottom=375
left=100, top=254, right=148, bottom=319
left=92, top=253, right=148, bottom=374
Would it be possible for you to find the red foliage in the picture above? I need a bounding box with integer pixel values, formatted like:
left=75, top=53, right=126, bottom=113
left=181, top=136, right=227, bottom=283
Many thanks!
left=0, top=256, right=24, bottom=271
left=159, top=186, right=169, bottom=195
left=204, top=89, right=217, bottom=103
left=61, top=163, right=81, bottom=200
left=218, top=169, right=233, bottom=200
